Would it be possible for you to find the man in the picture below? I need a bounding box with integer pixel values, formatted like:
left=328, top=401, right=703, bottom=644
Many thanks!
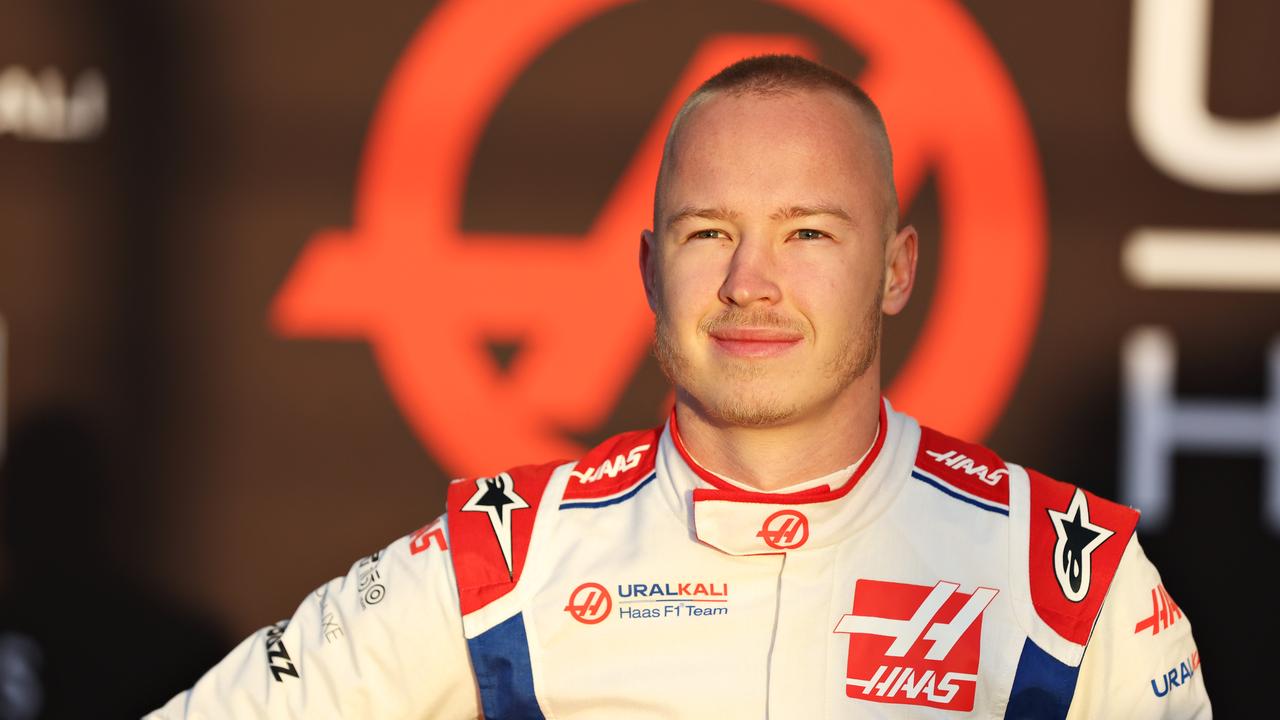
left=152, top=56, right=1210, bottom=719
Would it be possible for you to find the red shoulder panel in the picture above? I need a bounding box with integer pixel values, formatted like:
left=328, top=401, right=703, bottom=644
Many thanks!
left=1027, top=468, right=1140, bottom=646
left=446, top=459, right=562, bottom=616
left=561, top=428, right=660, bottom=501
left=915, top=426, right=1010, bottom=507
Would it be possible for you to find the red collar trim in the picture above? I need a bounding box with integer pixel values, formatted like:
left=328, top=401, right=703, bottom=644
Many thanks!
left=671, top=400, right=889, bottom=505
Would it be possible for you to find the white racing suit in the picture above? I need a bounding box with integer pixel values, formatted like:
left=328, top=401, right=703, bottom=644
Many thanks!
left=150, top=401, right=1211, bottom=718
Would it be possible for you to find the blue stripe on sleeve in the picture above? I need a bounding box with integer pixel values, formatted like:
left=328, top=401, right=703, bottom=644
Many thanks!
left=466, top=613, right=546, bottom=719
left=1006, top=637, right=1080, bottom=719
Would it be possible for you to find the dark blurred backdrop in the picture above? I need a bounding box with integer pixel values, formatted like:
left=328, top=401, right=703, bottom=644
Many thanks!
left=2, top=0, right=1276, bottom=716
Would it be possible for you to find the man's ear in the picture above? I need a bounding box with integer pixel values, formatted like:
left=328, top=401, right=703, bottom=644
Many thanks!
left=881, top=224, right=918, bottom=316
left=639, top=229, right=659, bottom=312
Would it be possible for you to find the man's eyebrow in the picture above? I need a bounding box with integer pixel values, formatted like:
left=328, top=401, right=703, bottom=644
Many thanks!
left=664, top=204, right=855, bottom=230
left=769, top=204, right=854, bottom=223
left=664, top=206, right=740, bottom=231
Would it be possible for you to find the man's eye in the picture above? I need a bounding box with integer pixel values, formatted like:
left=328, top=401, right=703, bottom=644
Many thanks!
left=690, top=229, right=726, bottom=240
left=793, top=229, right=828, bottom=240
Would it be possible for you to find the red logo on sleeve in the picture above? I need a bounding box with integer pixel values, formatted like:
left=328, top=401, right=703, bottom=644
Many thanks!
left=409, top=520, right=448, bottom=554
left=1134, top=583, right=1183, bottom=636
left=833, top=579, right=997, bottom=711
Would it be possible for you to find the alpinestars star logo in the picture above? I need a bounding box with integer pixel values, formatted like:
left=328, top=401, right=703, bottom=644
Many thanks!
left=1046, top=488, right=1114, bottom=602
left=461, top=473, right=529, bottom=578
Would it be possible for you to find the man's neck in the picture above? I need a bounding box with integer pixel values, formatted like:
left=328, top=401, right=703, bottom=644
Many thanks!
left=673, top=383, right=882, bottom=492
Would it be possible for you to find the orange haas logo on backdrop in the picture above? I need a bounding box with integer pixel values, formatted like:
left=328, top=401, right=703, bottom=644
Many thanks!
left=271, top=0, right=1046, bottom=476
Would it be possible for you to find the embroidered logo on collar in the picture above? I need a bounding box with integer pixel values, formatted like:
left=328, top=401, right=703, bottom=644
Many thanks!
left=1046, top=488, right=1114, bottom=602
left=461, top=473, right=529, bottom=578
left=757, top=509, right=809, bottom=549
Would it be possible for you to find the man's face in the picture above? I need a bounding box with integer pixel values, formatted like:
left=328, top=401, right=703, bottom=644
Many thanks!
left=643, top=88, right=911, bottom=428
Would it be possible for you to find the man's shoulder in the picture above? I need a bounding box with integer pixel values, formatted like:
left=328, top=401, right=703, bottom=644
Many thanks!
left=1016, top=461, right=1141, bottom=648
left=912, top=423, right=1015, bottom=513
left=560, top=426, right=661, bottom=508
left=443, top=425, right=663, bottom=514
left=443, top=454, right=571, bottom=616
left=915, top=421, right=1142, bottom=650
left=442, top=427, right=661, bottom=615
left=913, top=421, right=1139, bottom=530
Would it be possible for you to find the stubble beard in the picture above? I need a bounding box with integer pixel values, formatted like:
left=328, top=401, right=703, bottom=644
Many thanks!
left=653, top=290, right=882, bottom=428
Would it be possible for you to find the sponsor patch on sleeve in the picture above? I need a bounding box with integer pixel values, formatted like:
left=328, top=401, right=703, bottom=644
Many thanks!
left=1027, top=469, right=1139, bottom=646
left=447, top=459, right=562, bottom=615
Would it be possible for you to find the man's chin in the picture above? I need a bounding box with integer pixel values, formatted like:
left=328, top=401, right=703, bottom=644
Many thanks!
left=689, top=386, right=802, bottom=429
left=712, top=404, right=799, bottom=428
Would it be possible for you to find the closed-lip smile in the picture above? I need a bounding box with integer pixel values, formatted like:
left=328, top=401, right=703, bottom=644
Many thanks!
left=709, top=327, right=803, bottom=357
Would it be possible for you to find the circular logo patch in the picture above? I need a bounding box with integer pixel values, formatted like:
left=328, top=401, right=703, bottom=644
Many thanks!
left=758, top=509, right=811, bottom=549
left=565, top=582, right=613, bottom=624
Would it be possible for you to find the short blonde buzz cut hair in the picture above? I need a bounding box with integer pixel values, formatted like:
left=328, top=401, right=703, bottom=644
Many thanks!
left=653, top=54, right=898, bottom=236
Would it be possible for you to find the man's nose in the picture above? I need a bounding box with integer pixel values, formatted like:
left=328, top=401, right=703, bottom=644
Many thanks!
left=718, top=237, right=781, bottom=307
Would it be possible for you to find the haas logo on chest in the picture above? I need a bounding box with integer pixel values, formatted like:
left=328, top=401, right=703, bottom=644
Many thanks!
left=833, top=579, right=997, bottom=712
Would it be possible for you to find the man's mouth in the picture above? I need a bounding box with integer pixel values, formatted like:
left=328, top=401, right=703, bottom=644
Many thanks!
left=708, top=327, right=804, bottom=358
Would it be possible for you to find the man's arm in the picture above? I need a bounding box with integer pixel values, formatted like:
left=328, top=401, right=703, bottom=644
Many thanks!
left=1068, top=536, right=1211, bottom=719
left=146, top=517, right=480, bottom=719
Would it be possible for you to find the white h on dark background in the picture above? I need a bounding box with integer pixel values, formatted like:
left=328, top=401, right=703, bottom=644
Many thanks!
left=1123, top=0, right=1280, bottom=533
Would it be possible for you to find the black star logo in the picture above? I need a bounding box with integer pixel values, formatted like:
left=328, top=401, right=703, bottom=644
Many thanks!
left=474, top=477, right=517, bottom=513
left=1047, top=488, right=1114, bottom=602
left=461, top=473, right=529, bottom=578
left=1058, top=511, right=1101, bottom=594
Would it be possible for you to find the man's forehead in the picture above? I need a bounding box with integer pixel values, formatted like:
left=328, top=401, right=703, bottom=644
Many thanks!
left=673, top=87, right=871, bottom=144
left=653, top=85, right=897, bottom=233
